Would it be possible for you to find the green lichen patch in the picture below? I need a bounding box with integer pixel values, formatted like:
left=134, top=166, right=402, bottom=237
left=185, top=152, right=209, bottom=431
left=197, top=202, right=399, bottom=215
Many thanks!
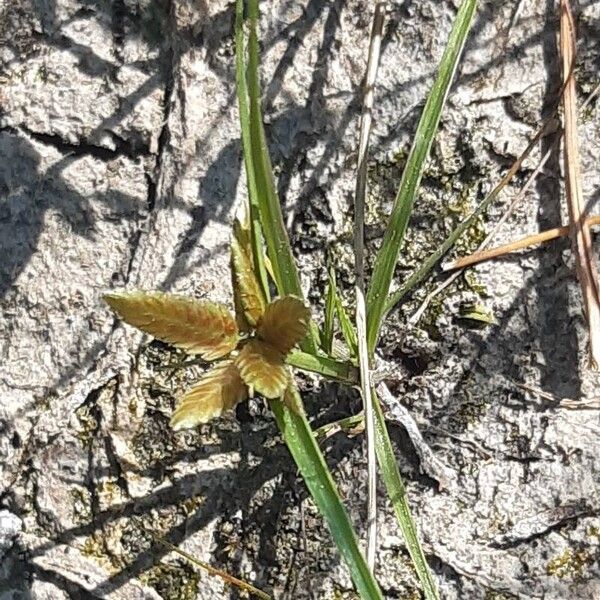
left=484, top=591, right=518, bottom=600
left=131, top=411, right=176, bottom=472
left=131, top=341, right=206, bottom=470
left=586, top=523, right=600, bottom=541
left=81, top=510, right=181, bottom=578
left=141, top=561, right=201, bottom=600
left=70, top=486, right=92, bottom=525
left=81, top=530, right=119, bottom=574
left=74, top=403, right=99, bottom=448
left=330, top=587, right=360, bottom=600
left=546, top=547, right=592, bottom=580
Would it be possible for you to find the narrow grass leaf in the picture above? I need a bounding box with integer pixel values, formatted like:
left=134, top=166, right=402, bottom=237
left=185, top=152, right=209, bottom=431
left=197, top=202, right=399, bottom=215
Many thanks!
left=322, top=266, right=337, bottom=354
left=244, top=0, right=319, bottom=353
left=366, top=0, right=478, bottom=354
left=286, top=350, right=358, bottom=384
left=372, top=388, right=439, bottom=599
left=234, top=0, right=270, bottom=301
left=335, top=293, right=359, bottom=359
left=313, top=412, right=365, bottom=442
left=271, top=386, right=384, bottom=600
left=383, top=114, right=557, bottom=315
left=245, top=2, right=300, bottom=299
left=237, top=2, right=382, bottom=594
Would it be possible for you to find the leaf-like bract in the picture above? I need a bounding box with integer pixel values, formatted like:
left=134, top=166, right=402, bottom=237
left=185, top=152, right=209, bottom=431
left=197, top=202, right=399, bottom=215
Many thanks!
left=170, top=362, right=247, bottom=430
left=257, top=296, right=310, bottom=355
left=231, top=245, right=252, bottom=334
left=104, top=291, right=239, bottom=360
left=282, top=381, right=305, bottom=415
left=235, top=340, right=288, bottom=398
left=233, top=217, right=253, bottom=260
left=231, top=237, right=266, bottom=327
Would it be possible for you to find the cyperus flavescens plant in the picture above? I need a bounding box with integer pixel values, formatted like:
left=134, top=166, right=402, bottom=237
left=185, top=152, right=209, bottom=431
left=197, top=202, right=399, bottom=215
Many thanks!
left=104, top=241, right=310, bottom=428
left=105, top=224, right=384, bottom=599
left=102, top=0, right=480, bottom=594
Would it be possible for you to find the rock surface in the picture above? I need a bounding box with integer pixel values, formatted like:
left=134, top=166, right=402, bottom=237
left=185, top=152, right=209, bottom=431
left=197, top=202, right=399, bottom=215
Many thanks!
left=1, top=0, right=599, bottom=598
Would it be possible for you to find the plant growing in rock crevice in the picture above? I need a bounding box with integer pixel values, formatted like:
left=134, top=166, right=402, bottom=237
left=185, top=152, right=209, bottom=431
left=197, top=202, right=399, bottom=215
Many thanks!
left=104, top=234, right=311, bottom=429
left=103, top=0, right=482, bottom=596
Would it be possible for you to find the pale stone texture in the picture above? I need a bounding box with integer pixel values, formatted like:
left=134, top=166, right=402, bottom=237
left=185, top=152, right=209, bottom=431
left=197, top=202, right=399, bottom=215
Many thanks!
left=1, top=0, right=599, bottom=598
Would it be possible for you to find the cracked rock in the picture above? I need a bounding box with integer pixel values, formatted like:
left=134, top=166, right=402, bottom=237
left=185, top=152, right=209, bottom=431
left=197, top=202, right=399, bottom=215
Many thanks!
left=1, top=0, right=600, bottom=598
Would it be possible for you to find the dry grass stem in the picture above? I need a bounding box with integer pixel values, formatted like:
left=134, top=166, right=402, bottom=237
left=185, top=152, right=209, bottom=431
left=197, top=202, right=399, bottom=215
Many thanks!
left=353, top=1, right=386, bottom=570
left=560, top=0, right=600, bottom=368
left=511, top=380, right=600, bottom=410
left=154, top=537, right=272, bottom=600
left=442, top=215, right=600, bottom=272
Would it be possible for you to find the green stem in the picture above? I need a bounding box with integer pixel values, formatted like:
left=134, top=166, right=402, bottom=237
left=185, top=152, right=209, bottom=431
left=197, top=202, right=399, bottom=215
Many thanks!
left=372, top=389, right=439, bottom=599
left=271, top=391, right=383, bottom=600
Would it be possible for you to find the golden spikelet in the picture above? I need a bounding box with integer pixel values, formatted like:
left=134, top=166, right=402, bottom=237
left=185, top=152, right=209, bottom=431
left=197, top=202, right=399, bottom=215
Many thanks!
left=235, top=339, right=289, bottom=399
left=170, top=362, right=247, bottom=430
left=104, top=291, right=239, bottom=360
left=257, top=296, right=310, bottom=355
left=231, top=238, right=266, bottom=327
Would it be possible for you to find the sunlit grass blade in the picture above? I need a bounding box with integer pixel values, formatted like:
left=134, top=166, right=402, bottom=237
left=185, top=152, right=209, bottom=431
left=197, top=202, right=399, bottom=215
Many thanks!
left=234, top=0, right=270, bottom=302
left=237, top=2, right=381, bottom=596
left=362, top=2, right=478, bottom=596
left=287, top=349, right=357, bottom=383
left=372, top=389, right=439, bottom=599
left=383, top=114, right=557, bottom=315
left=314, top=412, right=365, bottom=443
left=244, top=0, right=319, bottom=353
left=335, top=293, right=358, bottom=359
left=244, top=1, right=298, bottom=297
left=366, top=0, right=478, bottom=354
left=271, top=387, right=384, bottom=600
left=322, top=266, right=337, bottom=354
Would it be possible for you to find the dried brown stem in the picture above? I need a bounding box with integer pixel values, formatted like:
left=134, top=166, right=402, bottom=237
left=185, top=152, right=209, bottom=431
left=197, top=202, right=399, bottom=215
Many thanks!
left=353, top=1, right=386, bottom=570
left=560, top=0, right=600, bottom=368
left=416, top=139, right=559, bottom=325
left=443, top=215, right=600, bottom=272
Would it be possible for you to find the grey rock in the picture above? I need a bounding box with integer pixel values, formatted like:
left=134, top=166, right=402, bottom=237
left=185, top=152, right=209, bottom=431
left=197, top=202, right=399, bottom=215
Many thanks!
left=1, top=0, right=600, bottom=598
left=0, top=511, right=22, bottom=558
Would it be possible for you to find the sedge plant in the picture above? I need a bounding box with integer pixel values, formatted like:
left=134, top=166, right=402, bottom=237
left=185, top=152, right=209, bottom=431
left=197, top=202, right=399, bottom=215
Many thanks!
left=104, top=0, right=480, bottom=597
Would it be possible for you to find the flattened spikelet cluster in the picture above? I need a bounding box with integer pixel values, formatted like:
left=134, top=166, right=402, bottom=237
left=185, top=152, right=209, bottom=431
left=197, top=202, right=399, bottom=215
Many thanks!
left=104, top=235, right=310, bottom=430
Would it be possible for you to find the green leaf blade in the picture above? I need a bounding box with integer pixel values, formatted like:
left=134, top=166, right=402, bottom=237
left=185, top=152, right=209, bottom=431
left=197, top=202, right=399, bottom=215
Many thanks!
left=272, top=391, right=384, bottom=600
left=242, top=0, right=318, bottom=354
left=322, top=267, right=337, bottom=354
left=372, top=391, right=439, bottom=600
left=336, top=293, right=359, bottom=359
left=366, top=0, right=478, bottom=354
left=234, top=0, right=270, bottom=302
